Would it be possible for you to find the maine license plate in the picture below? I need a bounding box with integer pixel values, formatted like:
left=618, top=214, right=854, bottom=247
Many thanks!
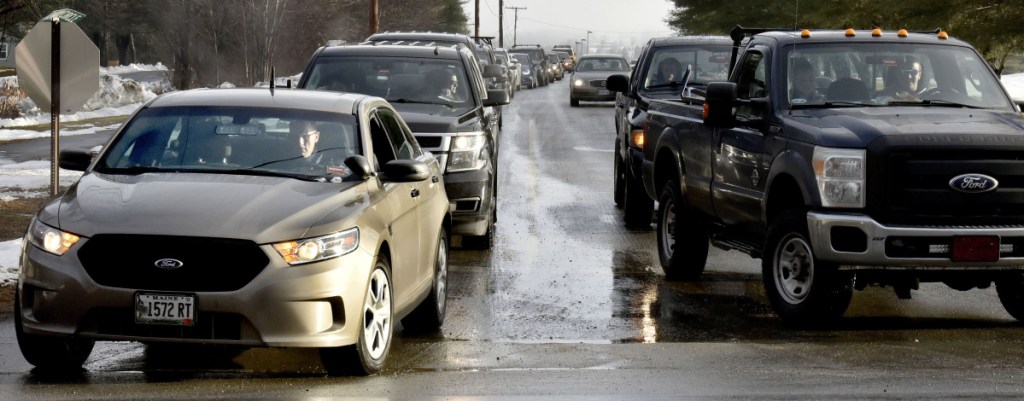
left=598, top=89, right=610, bottom=96
left=135, top=293, right=195, bottom=326
left=951, top=236, right=1000, bottom=263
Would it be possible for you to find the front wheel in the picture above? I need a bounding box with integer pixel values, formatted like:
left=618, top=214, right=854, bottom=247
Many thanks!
left=622, top=170, right=653, bottom=228
left=613, top=142, right=625, bottom=208
left=656, top=180, right=709, bottom=280
left=762, top=209, right=853, bottom=327
left=321, top=256, right=394, bottom=376
left=15, top=287, right=95, bottom=371
left=996, top=273, right=1024, bottom=321
left=403, top=228, right=449, bottom=331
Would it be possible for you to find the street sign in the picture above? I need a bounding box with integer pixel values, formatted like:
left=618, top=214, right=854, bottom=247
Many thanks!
left=41, top=8, right=86, bottom=23
left=15, top=20, right=100, bottom=113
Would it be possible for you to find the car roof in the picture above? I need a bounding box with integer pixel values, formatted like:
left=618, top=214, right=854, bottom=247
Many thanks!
left=754, top=29, right=973, bottom=47
left=578, top=54, right=627, bottom=59
left=317, top=44, right=464, bottom=60
left=648, top=35, right=732, bottom=47
left=148, top=88, right=370, bottom=115
left=366, top=31, right=473, bottom=44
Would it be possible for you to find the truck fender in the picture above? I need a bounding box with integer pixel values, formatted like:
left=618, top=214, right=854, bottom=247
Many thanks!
left=649, top=123, right=684, bottom=201
left=762, top=149, right=820, bottom=225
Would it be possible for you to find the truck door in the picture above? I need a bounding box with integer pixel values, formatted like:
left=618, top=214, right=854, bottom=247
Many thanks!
left=711, top=47, right=773, bottom=232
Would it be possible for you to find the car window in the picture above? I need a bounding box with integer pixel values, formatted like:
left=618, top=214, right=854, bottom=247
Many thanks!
left=642, top=45, right=731, bottom=91
left=576, top=57, right=630, bottom=72
left=305, top=56, right=474, bottom=109
left=368, top=114, right=396, bottom=168
left=97, top=106, right=360, bottom=178
left=377, top=108, right=420, bottom=160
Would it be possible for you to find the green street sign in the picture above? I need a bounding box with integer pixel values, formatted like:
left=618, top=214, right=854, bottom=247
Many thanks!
left=40, top=9, right=86, bottom=24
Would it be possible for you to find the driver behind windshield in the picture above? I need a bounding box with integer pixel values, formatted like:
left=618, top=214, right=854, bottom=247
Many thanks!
left=650, top=57, right=682, bottom=87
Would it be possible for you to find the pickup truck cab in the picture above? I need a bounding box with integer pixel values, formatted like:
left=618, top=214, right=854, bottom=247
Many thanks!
left=606, top=36, right=731, bottom=227
left=643, top=27, right=1024, bottom=325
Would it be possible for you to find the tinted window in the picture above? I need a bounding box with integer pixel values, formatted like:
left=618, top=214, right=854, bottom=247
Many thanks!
left=305, top=56, right=475, bottom=110
left=642, top=45, right=731, bottom=91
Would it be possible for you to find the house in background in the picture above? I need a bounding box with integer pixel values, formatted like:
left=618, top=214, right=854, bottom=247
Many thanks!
left=0, top=35, right=15, bottom=68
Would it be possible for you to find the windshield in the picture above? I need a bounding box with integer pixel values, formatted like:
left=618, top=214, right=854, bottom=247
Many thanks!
left=575, top=57, right=630, bottom=72
left=642, top=45, right=731, bottom=91
left=304, top=56, right=475, bottom=110
left=97, top=106, right=360, bottom=180
left=785, top=43, right=1014, bottom=110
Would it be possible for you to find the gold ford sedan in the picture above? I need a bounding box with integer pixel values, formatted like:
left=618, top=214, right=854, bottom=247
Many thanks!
left=16, top=88, right=451, bottom=375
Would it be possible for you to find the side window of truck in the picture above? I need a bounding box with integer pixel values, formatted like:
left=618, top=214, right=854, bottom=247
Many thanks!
left=735, top=51, right=766, bottom=117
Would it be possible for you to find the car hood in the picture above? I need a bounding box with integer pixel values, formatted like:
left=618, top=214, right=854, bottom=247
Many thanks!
left=52, top=172, right=362, bottom=243
left=393, top=103, right=479, bottom=133
left=786, top=107, right=1024, bottom=148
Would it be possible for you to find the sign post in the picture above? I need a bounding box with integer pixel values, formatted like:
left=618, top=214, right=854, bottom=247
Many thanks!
left=15, top=9, right=98, bottom=195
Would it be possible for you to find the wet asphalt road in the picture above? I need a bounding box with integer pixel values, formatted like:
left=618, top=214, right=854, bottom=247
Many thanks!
left=2, top=79, right=1024, bottom=399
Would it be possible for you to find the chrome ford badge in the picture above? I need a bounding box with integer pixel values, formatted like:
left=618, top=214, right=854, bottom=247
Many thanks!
left=949, top=174, right=998, bottom=194
left=154, top=258, right=184, bottom=269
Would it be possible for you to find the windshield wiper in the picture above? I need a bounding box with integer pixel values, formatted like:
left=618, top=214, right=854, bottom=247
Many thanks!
left=790, top=101, right=877, bottom=110
left=96, top=165, right=166, bottom=175
left=888, top=99, right=985, bottom=109
left=389, top=98, right=453, bottom=107
left=216, top=168, right=323, bottom=182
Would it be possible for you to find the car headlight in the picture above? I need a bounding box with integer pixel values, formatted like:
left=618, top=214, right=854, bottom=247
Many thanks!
left=523, top=69, right=531, bottom=75
left=28, top=219, right=80, bottom=256
left=574, top=79, right=584, bottom=87
left=447, top=133, right=487, bottom=172
left=813, top=147, right=865, bottom=208
left=273, top=228, right=359, bottom=265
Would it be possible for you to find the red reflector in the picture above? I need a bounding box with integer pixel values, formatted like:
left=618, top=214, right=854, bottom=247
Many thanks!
left=951, top=236, right=999, bottom=262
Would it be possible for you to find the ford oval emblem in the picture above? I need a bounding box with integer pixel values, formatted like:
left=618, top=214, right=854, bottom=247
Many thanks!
left=949, top=174, right=999, bottom=194
left=154, top=258, right=184, bottom=269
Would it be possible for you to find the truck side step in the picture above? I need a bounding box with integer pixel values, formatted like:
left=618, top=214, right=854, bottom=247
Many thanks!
left=711, top=236, right=762, bottom=258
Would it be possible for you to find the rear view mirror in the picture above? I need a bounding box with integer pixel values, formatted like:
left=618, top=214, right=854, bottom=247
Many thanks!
left=379, top=160, right=430, bottom=182
left=59, top=149, right=93, bottom=172
left=606, top=74, right=629, bottom=92
left=483, top=64, right=506, bottom=79
left=344, top=155, right=374, bottom=180
left=485, top=89, right=511, bottom=106
left=703, top=82, right=738, bottom=129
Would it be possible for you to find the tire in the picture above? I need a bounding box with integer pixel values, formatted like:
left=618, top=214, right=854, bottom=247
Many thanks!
left=402, top=228, right=449, bottom=331
left=320, top=256, right=394, bottom=376
left=570, top=97, right=579, bottom=107
left=656, top=180, right=709, bottom=280
left=622, top=169, right=653, bottom=228
left=996, top=273, right=1024, bottom=321
left=762, top=209, right=853, bottom=327
left=613, top=142, right=625, bottom=208
left=15, top=287, right=95, bottom=371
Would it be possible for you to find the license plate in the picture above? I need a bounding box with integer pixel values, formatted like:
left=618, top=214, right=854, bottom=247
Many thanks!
left=951, top=236, right=1000, bottom=263
left=135, top=293, right=196, bottom=326
left=598, top=89, right=610, bottom=96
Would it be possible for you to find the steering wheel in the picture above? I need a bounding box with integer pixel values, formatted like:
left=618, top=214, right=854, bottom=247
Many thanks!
left=920, top=87, right=963, bottom=101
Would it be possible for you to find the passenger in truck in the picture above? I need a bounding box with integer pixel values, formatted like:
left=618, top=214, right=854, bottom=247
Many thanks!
left=790, top=58, right=824, bottom=103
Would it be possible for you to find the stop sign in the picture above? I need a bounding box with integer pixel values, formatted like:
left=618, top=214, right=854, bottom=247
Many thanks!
left=15, top=20, right=100, bottom=113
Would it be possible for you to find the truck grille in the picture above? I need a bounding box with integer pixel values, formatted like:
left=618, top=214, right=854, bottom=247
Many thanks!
left=880, top=150, right=1024, bottom=225
left=78, top=235, right=269, bottom=292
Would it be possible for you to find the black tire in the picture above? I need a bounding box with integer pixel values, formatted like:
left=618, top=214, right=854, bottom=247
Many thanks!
left=321, top=256, right=394, bottom=376
left=402, top=229, right=449, bottom=331
left=570, top=97, right=579, bottom=107
left=613, top=142, right=625, bottom=208
left=15, top=287, right=95, bottom=371
left=762, top=209, right=853, bottom=327
left=656, top=180, right=709, bottom=280
left=622, top=170, right=653, bottom=228
left=996, top=273, right=1024, bottom=321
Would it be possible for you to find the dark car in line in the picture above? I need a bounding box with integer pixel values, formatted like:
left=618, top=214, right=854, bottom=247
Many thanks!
left=510, top=45, right=552, bottom=86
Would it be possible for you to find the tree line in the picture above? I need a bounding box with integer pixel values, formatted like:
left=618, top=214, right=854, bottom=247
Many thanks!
left=667, top=0, right=1023, bottom=74
left=1, top=0, right=469, bottom=88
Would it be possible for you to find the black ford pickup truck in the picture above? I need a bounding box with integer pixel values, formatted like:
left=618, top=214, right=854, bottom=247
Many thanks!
left=642, top=26, right=1024, bottom=325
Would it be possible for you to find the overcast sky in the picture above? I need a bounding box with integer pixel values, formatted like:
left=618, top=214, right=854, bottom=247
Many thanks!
left=462, top=0, right=677, bottom=49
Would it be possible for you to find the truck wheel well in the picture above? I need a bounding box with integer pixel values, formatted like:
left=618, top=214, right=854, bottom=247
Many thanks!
left=765, top=174, right=806, bottom=224
left=654, top=149, right=678, bottom=193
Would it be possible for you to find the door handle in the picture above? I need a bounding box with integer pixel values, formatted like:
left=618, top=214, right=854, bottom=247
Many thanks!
left=411, top=188, right=420, bottom=198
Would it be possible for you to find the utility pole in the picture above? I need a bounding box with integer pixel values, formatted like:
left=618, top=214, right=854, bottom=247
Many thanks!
left=369, top=0, right=378, bottom=34
left=499, top=0, right=504, bottom=48
left=475, top=0, right=480, bottom=39
left=586, top=30, right=592, bottom=55
left=506, top=6, right=526, bottom=46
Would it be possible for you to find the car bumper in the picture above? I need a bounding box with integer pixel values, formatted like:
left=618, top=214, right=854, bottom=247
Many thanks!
left=807, top=211, right=1024, bottom=270
left=571, top=86, right=615, bottom=101
left=18, top=241, right=376, bottom=348
left=444, top=166, right=494, bottom=236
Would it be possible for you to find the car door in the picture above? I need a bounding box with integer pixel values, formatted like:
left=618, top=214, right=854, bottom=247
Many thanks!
left=711, top=47, right=774, bottom=232
left=369, top=109, right=422, bottom=304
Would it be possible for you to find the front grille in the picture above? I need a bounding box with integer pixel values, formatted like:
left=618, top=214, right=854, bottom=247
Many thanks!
left=879, top=150, right=1024, bottom=225
left=416, top=136, right=444, bottom=149
left=78, top=235, right=269, bottom=292
left=885, top=236, right=1024, bottom=258
left=83, top=307, right=247, bottom=340
left=589, top=79, right=607, bottom=88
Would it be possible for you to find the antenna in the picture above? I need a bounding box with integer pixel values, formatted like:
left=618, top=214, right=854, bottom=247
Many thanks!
left=270, top=67, right=276, bottom=95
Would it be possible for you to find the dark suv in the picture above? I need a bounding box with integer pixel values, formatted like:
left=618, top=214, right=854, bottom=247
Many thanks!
left=298, top=44, right=510, bottom=248
left=606, top=36, right=731, bottom=227
left=510, top=45, right=552, bottom=86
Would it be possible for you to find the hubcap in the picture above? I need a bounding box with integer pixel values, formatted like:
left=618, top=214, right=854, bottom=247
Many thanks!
left=436, top=237, right=448, bottom=314
left=362, top=268, right=391, bottom=360
left=660, top=198, right=676, bottom=256
left=775, top=234, right=814, bottom=304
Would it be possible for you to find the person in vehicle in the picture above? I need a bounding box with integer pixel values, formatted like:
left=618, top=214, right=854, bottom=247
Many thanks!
left=790, top=58, right=824, bottom=103
left=879, top=56, right=924, bottom=102
left=650, top=57, right=682, bottom=86
left=425, top=69, right=459, bottom=101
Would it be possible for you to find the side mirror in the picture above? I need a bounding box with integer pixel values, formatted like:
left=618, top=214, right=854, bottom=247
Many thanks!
left=379, top=159, right=430, bottom=182
left=59, top=149, right=93, bottom=172
left=484, top=89, right=511, bottom=106
left=483, top=64, right=506, bottom=79
left=678, top=64, right=693, bottom=100
left=344, top=155, right=374, bottom=180
left=704, top=82, right=738, bottom=129
left=606, top=74, right=629, bottom=93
